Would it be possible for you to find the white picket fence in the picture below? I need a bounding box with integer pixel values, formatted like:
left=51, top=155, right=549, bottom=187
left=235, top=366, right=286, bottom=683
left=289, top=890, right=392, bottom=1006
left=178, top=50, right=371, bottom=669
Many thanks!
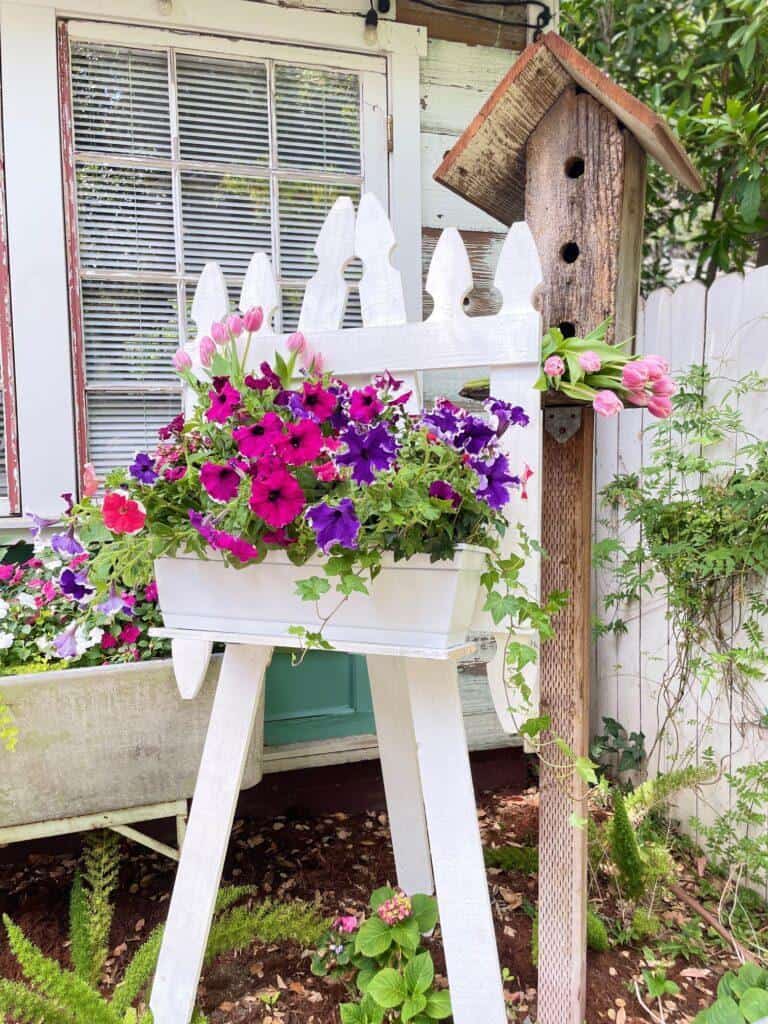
left=592, top=267, right=768, bottom=881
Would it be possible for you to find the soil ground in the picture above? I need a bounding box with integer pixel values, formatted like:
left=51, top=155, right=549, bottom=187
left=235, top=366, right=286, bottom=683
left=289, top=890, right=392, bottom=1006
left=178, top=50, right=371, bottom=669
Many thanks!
left=0, top=784, right=745, bottom=1023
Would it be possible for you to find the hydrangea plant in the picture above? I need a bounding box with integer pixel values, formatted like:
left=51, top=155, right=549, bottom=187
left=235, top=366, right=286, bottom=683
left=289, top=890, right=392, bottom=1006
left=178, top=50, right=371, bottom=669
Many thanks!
left=68, top=308, right=552, bottom=690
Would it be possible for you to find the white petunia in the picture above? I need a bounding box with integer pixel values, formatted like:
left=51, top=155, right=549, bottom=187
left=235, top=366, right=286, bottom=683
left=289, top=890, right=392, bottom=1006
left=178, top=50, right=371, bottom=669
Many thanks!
left=17, top=593, right=37, bottom=609
left=0, top=598, right=8, bottom=619
left=0, top=631, right=14, bottom=649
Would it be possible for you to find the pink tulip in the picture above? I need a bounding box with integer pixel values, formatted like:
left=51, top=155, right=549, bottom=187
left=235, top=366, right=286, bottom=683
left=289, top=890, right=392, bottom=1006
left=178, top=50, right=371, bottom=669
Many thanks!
left=647, top=394, right=673, bottom=419
left=543, top=355, right=565, bottom=378
left=622, top=360, right=649, bottom=390
left=211, top=320, right=228, bottom=345
left=651, top=375, right=677, bottom=397
left=593, top=390, right=623, bottom=418
left=199, top=336, right=216, bottom=368
left=82, top=462, right=99, bottom=498
left=287, top=331, right=307, bottom=354
left=227, top=314, right=244, bottom=337
left=625, top=388, right=649, bottom=407
left=173, top=348, right=192, bottom=371
left=578, top=351, right=602, bottom=373
left=301, top=345, right=324, bottom=373
left=243, top=306, right=264, bottom=332
left=644, top=354, right=670, bottom=380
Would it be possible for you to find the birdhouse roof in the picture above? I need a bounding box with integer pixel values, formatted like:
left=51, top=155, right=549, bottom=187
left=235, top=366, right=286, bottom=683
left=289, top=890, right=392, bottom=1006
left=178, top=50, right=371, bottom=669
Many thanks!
left=434, top=31, right=702, bottom=227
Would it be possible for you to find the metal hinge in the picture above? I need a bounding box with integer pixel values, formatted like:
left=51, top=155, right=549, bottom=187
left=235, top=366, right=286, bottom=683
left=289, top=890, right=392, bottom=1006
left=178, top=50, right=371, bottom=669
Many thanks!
left=386, top=115, right=394, bottom=153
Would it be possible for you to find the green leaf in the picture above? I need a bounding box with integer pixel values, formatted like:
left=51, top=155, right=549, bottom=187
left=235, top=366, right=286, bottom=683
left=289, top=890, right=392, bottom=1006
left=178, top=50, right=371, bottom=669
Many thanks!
left=424, top=989, right=452, bottom=1019
left=410, top=894, right=439, bottom=934
left=391, top=918, right=420, bottom=954
left=367, top=968, right=407, bottom=1009
left=370, top=886, right=394, bottom=911
left=701, top=997, right=743, bottom=1024
left=741, top=179, right=762, bottom=225
left=520, top=714, right=551, bottom=739
left=404, top=952, right=435, bottom=995
left=575, top=756, right=599, bottom=785
left=402, top=993, right=428, bottom=1022
left=357, top=967, right=377, bottom=993
left=740, top=988, right=768, bottom=1022
left=340, top=1004, right=364, bottom=1024
left=338, top=574, right=370, bottom=597
left=295, top=576, right=331, bottom=601
left=355, top=917, right=393, bottom=958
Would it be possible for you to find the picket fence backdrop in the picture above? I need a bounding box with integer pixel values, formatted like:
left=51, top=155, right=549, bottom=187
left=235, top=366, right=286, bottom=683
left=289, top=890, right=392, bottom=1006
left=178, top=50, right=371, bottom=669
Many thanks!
left=592, top=265, right=768, bottom=887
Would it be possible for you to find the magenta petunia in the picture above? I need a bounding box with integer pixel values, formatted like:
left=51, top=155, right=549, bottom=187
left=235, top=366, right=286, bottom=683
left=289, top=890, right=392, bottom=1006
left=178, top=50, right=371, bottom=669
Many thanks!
left=349, top=385, right=384, bottom=424
left=278, top=420, right=324, bottom=466
left=206, top=380, right=241, bottom=423
left=249, top=469, right=305, bottom=528
left=200, top=462, right=241, bottom=503
left=429, top=480, right=461, bottom=508
left=233, top=412, right=284, bottom=458
left=299, top=381, right=338, bottom=422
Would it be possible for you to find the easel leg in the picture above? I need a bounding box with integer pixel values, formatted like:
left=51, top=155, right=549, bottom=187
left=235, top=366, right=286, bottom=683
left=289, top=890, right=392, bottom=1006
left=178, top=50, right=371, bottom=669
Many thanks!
left=367, top=655, right=434, bottom=895
left=150, top=643, right=273, bottom=1024
left=405, top=657, right=506, bottom=1024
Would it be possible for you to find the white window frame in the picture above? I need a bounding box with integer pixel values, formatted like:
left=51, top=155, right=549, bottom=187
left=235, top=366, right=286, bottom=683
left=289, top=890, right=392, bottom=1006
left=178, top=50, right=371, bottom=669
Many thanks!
left=0, top=0, right=425, bottom=522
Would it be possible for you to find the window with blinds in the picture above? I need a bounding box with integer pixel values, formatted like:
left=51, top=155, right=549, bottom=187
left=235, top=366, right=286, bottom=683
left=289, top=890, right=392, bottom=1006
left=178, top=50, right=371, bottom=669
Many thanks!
left=67, top=39, right=369, bottom=478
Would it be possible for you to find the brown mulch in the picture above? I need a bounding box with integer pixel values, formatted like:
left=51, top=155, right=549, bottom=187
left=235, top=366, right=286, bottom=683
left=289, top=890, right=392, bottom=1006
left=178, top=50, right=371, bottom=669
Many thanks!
left=0, top=785, right=743, bottom=1023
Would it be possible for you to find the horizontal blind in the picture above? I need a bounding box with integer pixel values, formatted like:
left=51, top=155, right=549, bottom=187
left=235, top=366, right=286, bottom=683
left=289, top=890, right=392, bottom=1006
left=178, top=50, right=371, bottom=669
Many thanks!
left=68, top=36, right=370, bottom=480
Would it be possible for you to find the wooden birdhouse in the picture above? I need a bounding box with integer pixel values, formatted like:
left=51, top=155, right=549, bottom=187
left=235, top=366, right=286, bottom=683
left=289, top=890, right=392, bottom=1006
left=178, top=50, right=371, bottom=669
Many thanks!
left=435, top=30, right=702, bottom=347
left=434, top=31, right=701, bottom=1024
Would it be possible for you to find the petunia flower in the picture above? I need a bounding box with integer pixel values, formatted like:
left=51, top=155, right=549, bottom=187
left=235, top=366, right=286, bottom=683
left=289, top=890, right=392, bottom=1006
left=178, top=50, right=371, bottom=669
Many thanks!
left=249, top=469, right=305, bottom=528
left=262, top=526, right=295, bottom=547
left=200, top=462, right=241, bottom=503
left=298, top=381, right=337, bottom=422
left=429, top=480, right=461, bottom=508
left=82, top=462, right=100, bottom=497
left=278, top=420, right=323, bottom=466
left=144, top=581, right=159, bottom=602
left=101, top=632, right=118, bottom=651
left=102, top=492, right=147, bottom=535
left=245, top=362, right=282, bottom=392
left=455, top=414, right=496, bottom=455
left=96, top=584, right=129, bottom=617
left=129, top=452, right=158, bottom=485
left=221, top=535, right=261, bottom=564
left=422, top=398, right=464, bottom=439
left=51, top=528, right=85, bottom=558
left=120, top=624, right=141, bottom=645
left=206, top=380, right=241, bottom=423
left=27, top=511, right=59, bottom=539
left=313, top=460, right=340, bottom=482
left=59, top=567, right=93, bottom=603
left=484, top=397, right=530, bottom=437
left=158, top=413, right=185, bottom=440
left=472, top=454, right=520, bottom=510
left=233, top=412, right=284, bottom=459
left=336, top=424, right=398, bottom=485
left=307, top=499, right=360, bottom=552
left=349, top=386, right=384, bottom=424
left=53, top=622, right=79, bottom=659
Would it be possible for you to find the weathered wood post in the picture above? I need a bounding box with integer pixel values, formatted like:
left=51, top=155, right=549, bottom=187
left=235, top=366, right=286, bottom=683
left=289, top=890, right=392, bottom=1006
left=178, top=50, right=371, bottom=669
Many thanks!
left=434, top=31, right=701, bottom=1024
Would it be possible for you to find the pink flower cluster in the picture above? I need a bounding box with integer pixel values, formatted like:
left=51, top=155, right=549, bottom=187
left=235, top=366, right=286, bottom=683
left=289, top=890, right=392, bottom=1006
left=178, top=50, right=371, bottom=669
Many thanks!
left=622, top=355, right=676, bottom=418
left=376, top=891, right=413, bottom=926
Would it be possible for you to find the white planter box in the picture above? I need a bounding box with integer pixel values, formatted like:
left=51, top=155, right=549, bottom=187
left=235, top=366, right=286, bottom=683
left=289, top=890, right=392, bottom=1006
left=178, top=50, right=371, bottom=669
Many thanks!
left=0, top=658, right=263, bottom=830
left=154, top=546, right=487, bottom=650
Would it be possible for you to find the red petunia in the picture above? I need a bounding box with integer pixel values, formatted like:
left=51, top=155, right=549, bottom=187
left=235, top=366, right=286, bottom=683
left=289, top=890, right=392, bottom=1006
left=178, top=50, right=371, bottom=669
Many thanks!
left=102, top=492, right=146, bottom=535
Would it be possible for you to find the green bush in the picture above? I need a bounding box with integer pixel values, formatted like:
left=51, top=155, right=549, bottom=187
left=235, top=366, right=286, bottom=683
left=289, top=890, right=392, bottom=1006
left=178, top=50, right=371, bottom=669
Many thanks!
left=693, top=962, right=768, bottom=1023
left=483, top=845, right=539, bottom=875
left=531, top=908, right=609, bottom=966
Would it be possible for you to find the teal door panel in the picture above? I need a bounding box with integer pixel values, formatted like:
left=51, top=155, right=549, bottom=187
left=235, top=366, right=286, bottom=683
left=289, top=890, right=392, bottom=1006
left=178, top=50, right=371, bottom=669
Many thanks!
left=264, top=651, right=375, bottom=746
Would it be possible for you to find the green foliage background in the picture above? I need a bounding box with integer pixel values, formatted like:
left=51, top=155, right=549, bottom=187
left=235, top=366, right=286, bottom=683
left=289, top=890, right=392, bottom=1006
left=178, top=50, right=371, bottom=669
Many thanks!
left=561, top=0, right=768, bottom=289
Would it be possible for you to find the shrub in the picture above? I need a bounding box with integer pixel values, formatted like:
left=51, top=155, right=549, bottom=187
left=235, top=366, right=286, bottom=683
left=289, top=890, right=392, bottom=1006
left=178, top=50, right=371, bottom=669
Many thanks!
left=693, top=962, right=768, bottom=1023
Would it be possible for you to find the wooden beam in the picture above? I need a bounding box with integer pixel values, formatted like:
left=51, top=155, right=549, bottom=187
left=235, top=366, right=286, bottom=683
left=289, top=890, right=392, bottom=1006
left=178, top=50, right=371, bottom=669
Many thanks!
left=396, top=0, right=526, bottom=51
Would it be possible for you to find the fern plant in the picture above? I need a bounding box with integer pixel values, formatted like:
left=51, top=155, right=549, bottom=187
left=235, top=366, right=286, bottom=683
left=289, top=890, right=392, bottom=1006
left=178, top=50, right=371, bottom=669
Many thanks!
left=0, top=836, right=326, bottom=1024
left=610, top=790, right=646, bottom=901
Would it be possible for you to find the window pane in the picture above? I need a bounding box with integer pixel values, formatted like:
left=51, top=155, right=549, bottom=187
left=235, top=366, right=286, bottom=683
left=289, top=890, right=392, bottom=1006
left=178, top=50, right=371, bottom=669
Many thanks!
left=71, top=44, right=171, bottom=158
left=278, top=180, right=360, bottom=281
left=82, top=281, right=180, bottom=386
left=86, top=392, right=181, bottom=480
left=177, top=54, right=269, bottom=166
left=181, top=172, right=271, bottom=280
left=76, top=165, right=175, bottom=273
left=275, top=65, right=360, bottom=175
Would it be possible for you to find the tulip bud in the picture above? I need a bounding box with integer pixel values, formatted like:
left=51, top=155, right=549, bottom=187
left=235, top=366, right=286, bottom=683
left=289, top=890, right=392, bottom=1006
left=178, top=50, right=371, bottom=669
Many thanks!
left=173, top=348, right=192, bottom=371
left=621, top=360, right=649, bottom=390
left=651, top=375, right=677, bottom=397
left=287, top=331, right=307, bottom=354
left=227, top=313, right=244, bottom=337
left=543, top=355, right=565, bottom=378
left=243, top=306, right=264, bottom=332
left=211, top=320, right=228, bottom=345
left=647, top=394, right=673, bottom=419
left=199, top=336, right=216, bottom=368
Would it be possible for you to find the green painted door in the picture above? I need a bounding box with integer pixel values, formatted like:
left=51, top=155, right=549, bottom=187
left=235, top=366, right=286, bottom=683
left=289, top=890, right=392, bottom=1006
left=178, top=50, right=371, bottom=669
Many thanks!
left=263, top=652, right=375, bottom=745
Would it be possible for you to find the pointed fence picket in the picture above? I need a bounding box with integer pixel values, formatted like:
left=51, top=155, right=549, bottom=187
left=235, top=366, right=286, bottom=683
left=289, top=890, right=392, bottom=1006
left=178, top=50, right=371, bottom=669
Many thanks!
left=592, top=268, right=768, bottom=893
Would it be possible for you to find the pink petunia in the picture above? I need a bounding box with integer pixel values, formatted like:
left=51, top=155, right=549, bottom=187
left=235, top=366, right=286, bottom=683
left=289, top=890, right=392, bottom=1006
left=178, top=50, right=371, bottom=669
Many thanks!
left=249, top=469, right=305, bottom=528
left=313, top=460, right=340, bottom=482
left=144, top=581, right=159, bottom=602
left=206, top=381, right=241, bottom=423
left=349, top=386, right=384, bottom=424
left=119, top=624, right=141, bottom=645
left=233, top=412, right=284, bottom=458
left=102, top=492, right=146, bottom=535
left=101, top=633, right=118, bottom=650
left=278, top=420, right=323, bottom=466
left=299, top=381, right=337, bottom=422
left=200, top=462, right=241, bottom=503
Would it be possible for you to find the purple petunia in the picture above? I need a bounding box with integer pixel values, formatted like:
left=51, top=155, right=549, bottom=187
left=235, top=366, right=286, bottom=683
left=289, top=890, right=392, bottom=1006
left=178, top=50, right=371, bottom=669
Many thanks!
left=130, top=452, right=158, bottom=484
left=336, top=423, right=398, bottom=485
left=59, top=567, right=93, bottom=603
left=484, top=398, right=530, bottom=437
left=471, top=454, right=520, bottom=510
left=96, top=583, right=131, bottom=617
left=53, top=623, right=79, bottom=659
left=51, top=528, right=85, bottom=558
left=307, top=498, right=361, bottom=552
left=422, top=398, right=463, bottom=439
left=429, top=480, right=461, bottom=508
left=28, top=512, right=59, bottom=539
left=455, top=414, right=496, bottom=455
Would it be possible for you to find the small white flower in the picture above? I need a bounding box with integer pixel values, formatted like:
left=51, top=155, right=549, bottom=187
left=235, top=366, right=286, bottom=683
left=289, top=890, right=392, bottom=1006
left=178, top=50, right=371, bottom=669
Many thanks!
left=0, top=598, right=8, bottom=619
left=86, top=626, right=104, bottom=648
left=35, top=636, right=51, bottom=653
left=17, top=593, right=37, bottom=609
left=0, top=631, right=14, bottom=649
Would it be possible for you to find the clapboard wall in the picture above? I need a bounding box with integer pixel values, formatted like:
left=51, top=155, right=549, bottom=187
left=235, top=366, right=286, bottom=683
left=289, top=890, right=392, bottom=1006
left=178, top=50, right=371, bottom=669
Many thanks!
left=592, top=267, right=768, bottom=855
